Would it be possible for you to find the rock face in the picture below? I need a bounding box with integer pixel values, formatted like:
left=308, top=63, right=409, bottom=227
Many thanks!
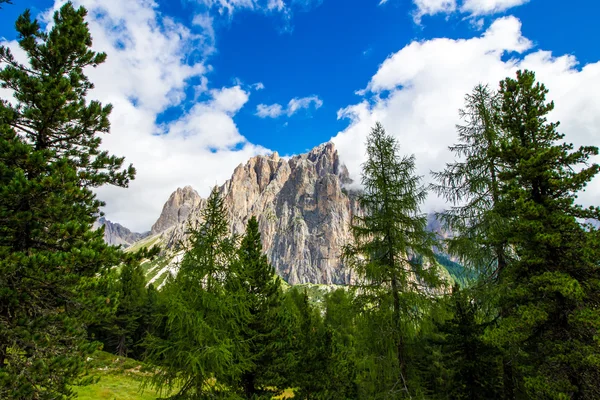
left=151, top=186, right=203, bottom=235
left=93, top=217, right=148, bottom=248
left=144, top=143, right=360, bottom=285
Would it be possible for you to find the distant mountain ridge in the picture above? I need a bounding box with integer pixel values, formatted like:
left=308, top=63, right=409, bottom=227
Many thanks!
left=92, top=217, right=149, bottom=248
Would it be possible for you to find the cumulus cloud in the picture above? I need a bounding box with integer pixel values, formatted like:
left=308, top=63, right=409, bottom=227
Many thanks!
left=331, top=16, right=600, bottom=212
left=0, top=0, right=275, bottom=232
left=256, top=95, right=323, bottom=118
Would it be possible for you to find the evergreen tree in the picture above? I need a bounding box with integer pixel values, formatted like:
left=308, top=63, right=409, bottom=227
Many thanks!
left=488, top=70, right=600, bottom=399
left=0, top=4, right=134, bottom=398
left=143, top=187, right=248, bottom=399
left=431, top=83, right=515, bottom=397
left=286, top=289, right=355, bottom=400
left=234, top=216, right=287, bottom=398
left=344, top=122, right=442, bottom=398
left=432, top=285, right=502, bottom=400
left=136, top=283, right=161, bottom=354
left=112, top=262, right=147, bottom=357
left=431, top=84, right=507, bottom=277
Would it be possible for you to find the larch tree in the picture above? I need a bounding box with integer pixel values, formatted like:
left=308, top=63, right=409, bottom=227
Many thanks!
left=143, top=187, right=249, bottom=398
left=431, top=83, right=516, bottom=397
left=431, top=83, right=508, bottom=278
left=344, top=122, right=442, bottom=398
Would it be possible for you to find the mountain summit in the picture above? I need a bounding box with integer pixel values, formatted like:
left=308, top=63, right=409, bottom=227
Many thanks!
left=131, top=142, right=361, bottom=286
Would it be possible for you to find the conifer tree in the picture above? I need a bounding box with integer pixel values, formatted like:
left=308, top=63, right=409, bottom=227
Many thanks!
left=488, top=70, right=600, bottom=399
left=0, top=4, right=134, bottom=398
left=344, top=122, right=442, bottom=398
left=143, top=187, right=248, bottom=398
left=431, top=84, right=507, bottom=277
left=286, top=289, right=355, bottom=400
left=434, top=285, right=502, bottom=400
left=113, top=262, right=147, bottom=357
left=234, top=216, right=287, bottom=398
left=431, top=83, right=515, bottom=397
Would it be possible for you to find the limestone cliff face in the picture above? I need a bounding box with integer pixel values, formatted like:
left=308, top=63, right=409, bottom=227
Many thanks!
left=93, top=217, right=148, bottom=248
left=150, top=186, right=203, bottom=235
left=146, top=143, right=360, bottom=285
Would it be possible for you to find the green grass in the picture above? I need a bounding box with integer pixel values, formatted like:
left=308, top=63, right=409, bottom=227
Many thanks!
left=73, top=351, right=294, bottom=399
left=71, top=351, right=173, bottom=400
left=73, top=373, right=162, bottom=400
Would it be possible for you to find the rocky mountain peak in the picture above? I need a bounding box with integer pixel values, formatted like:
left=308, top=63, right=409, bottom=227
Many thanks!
left=140, top=142, right=360, bottom=285
left=93, top=217, right=148, bottom=248
left=150, top=185, right=203, bottom=235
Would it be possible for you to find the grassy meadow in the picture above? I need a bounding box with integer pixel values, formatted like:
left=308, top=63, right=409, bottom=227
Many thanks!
left=74, top=351, right=294, bottom=399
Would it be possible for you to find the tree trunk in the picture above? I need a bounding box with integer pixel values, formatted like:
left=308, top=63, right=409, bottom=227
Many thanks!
left=391, top=274, right=407, bottom=390
left=117, top=334, right=126, bottom=357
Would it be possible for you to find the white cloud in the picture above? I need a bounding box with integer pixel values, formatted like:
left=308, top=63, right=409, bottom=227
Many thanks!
left=410, top=0, right=529, bottom=21
left=287, top=95, right=323, bottom=115
left=267, top=0, right=286, bottom=11
left=332, top=16, right=600, bottom=212
left=253, top=82, right=266, bottom=90
left=460, top=0, right=530, bottom=16
left=257, top=95, right=323, bottom=118
left=413, top=0, right=457, bottom=22
left=0, top=0, right=275, bottom=232
left=256, top=103, right=285, bottom=118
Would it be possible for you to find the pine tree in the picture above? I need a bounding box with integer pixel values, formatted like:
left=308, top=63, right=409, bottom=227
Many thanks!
left=344, top=122, right=442, bottom=398
left=143, top=187, right=248, bottom=398
left=487, top=70, right=600, bottom=399
left=113, top=262, right=147, bottom=357
left=287, top=289, right=340, bottom=400
left=233, top=216, right=288, bottom=398
left=135, top=283, right=161, bottom=357
left=0, top=4, right=134, bottom=398
left=323, top=289, right=359, bottom=399
left=434, top=285, right=502, bottom=400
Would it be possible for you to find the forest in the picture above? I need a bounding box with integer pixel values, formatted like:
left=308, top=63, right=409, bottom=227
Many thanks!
left=1, top=2, right=599, bottom=399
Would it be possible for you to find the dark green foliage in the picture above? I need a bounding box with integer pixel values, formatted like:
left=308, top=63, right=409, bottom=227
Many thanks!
left=233, top=216, right=289, bottom=399
left=423, top=285, right=502, bottom=399
left=431, top=83, right=508, bottom=278
left=143, top=188, right=247, bottom=399
left=0, top=4, right=135, bottom=399
left=487, top=70, right=600, bottom=399
left=434, top=254, right=476, bottom=285
left=92, top=262, right=148, bottom=358
left=138, top=283, right=161, bottom=344
left=344, top=122, right=442, bottom=398
left=286, top=288, right=357, bottom=400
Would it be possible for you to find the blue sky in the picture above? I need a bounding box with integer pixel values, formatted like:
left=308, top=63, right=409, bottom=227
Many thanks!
left=1, top=0, right=599, bottom=230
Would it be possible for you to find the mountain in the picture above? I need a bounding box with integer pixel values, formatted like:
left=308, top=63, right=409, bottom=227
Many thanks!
left=150, top=185, right=204, bottom=235
left=130, top=142, right=361, bottom=286
left=125, top=142, right=461, bottom=288
left=92, top=217, right=149, bottom=248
